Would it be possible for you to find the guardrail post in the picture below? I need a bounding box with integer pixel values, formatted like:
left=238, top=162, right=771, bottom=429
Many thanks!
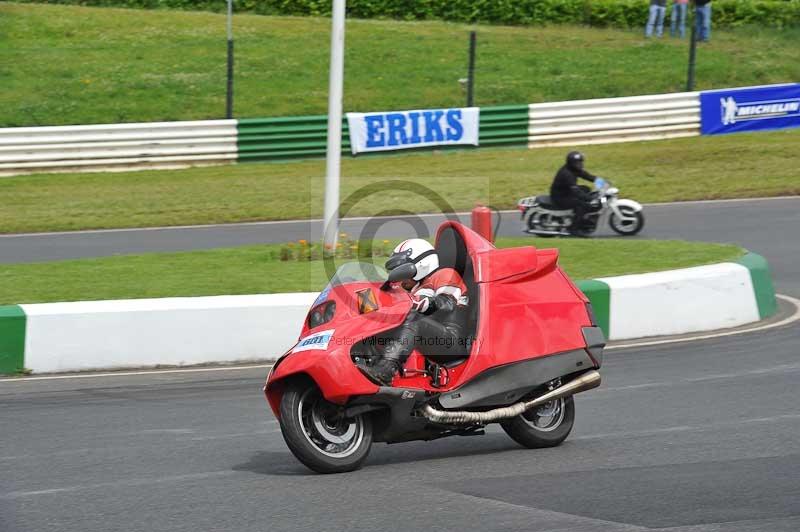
left=226, top=0, right=234, bottom=119
left=466, top=31, right=477, bottom=107
left=686, top=17, right=697, bottom=92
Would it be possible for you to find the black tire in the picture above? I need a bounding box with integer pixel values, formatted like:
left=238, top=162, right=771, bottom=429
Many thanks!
left=609, top=206, right=644, bottom=236
left=501, top=396, right=575, bottom=448
left=278, top=380, right=373, bottom=474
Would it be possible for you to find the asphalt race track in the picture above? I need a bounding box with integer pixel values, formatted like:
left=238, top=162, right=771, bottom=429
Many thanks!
left=1, top=195, right=799, bottom=532
left=2, top=325, right=799, bottom=532
left=2, top=197, right=800, bottom=294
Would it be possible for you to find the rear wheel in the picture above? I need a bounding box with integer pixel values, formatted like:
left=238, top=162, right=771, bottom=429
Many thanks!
left=279, top=381, right=372, bottom=473
left=609, top=206, right=644, bottom=236
left=501, top=396, right=575, bottom=448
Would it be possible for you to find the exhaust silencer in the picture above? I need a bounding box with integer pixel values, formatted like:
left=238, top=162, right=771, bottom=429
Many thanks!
left=421, top=370, right=601, bottom=425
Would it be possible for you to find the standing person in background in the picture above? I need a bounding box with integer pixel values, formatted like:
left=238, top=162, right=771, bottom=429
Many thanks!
left=670, top=0, right=689, bottom=38
left=645, top=0, right=668, bottom=38
left=694, top=0, right=712, bottom=41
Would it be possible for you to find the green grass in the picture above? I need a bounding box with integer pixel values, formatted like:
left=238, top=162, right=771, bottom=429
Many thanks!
left=0, top=237, right=744, bottom=305
left=1, top=2, right=799, bottom=126
left=1, top=128, right=799, bottom=234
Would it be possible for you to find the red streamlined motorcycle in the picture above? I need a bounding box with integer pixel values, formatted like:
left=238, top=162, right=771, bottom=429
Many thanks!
left=264, top=222, right=604, bottom=473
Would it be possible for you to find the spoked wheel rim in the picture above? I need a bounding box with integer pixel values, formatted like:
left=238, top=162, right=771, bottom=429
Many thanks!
left=520, top=398, right=566, bottom=432
left=297, top=388, right=364, bottom=458
left=611, top=206, right=641, bottom=234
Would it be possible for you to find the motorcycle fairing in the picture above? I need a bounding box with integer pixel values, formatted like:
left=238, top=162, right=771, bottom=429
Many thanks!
left=265, top=282, right=413, bottom=416
left=266, top=222, right=600, bottom=418
left=429, top=223, right=594, bottom=384
left=609, top=198, right=643, bottom=219
left=437, top=345, right=598, bottom=409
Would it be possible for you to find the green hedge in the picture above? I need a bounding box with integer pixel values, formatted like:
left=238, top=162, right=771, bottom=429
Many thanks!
left=18, top=0, right=800, bottom=28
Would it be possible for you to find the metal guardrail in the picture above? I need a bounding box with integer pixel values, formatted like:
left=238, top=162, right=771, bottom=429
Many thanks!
left=0, top=93, right=705, bottom=176
left=528, top=92, right=700, bottom=147
left=236, top=105, right=530, bottom=162
left=0, top=120, right=238, bottom=176
left=479, top=105, right=530, bottom=147
left=237, top=115, right=350, bottom=162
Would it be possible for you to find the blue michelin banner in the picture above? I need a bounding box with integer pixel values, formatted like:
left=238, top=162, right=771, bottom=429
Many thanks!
left=700, top=83, right=800, bottom=136
left=347, top=107, right=479, bottom=154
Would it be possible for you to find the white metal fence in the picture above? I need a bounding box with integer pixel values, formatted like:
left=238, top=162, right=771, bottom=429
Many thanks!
left=528, top=91, right=700, bottom=148
left=0, top=119, right=237, bottom=177
left=0, top=91, right=709, bottom=176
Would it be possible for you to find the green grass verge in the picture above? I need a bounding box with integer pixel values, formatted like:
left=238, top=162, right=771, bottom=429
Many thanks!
left=0, top=238, right=744, bottom=305
left=2, top=2, right=799, bottom=126
left=2, top=129, right=799, bottom=234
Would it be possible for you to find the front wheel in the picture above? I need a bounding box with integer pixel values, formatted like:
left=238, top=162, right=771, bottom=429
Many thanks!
left=609, top=206, right=644, bottom=236
left=279, top=381, right=373, bottom=473
left=501, top=396, right=575, bottom=448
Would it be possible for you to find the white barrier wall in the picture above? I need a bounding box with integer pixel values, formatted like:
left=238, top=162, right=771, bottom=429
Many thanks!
left=1, top=254, right=775, bottom=374
left=3, top=85, right=784, bottom=176
left=528, top=91, right=700, bottom=147
left=0, top=119, right=238, bottom=176
left=21, top=293, right=317, bottom=373
left=598, top=262, right=759, bottom=340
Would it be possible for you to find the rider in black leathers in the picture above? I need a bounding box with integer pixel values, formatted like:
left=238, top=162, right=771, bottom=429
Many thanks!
left=550, top=151, right=598, bottom=236
left=358, top=239, right=470, bottom=386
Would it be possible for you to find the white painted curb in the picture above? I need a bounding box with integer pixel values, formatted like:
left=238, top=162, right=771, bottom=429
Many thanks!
left=9, top=255, right=775, bottom=374
left=21, top=293, right=317, bottom=374
left=598, top=262, right=759, bottom=340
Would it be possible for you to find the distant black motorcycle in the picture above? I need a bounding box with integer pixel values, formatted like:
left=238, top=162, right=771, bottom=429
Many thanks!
left=517, top=179, right=645, bottom=237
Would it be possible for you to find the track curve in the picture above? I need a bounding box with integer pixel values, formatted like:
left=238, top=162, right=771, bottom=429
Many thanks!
left=1, top=195, right=798, bottom=532
left=1, top=322, right=799, bottom=532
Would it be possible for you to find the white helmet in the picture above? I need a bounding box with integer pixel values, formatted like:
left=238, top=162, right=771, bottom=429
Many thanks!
left=385, top=238, right=439, bottom=281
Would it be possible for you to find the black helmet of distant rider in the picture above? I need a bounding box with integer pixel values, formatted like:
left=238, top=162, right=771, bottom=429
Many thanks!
left=566, top=151, right=585, bottom=172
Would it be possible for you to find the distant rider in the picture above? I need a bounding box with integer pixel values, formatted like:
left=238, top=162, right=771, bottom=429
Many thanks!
left=358, top=239, right=469, bottom=386
left=550, top=151, right=598, bottom=236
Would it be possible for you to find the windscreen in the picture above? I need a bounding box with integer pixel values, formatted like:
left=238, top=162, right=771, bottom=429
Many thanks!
left=312, top=262, right=388, bottom=307
left=328, top=262, right=387, bottom=286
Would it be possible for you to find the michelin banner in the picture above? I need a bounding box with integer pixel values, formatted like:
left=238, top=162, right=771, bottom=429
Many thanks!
left=701, top=83, right=800, bottom=136
left=347, top=107, right=479, bottom=154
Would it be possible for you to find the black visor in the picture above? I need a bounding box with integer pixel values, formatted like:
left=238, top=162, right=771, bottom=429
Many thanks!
left=385, top=249, right=413, bottom=271
left=385, top=248, right=437, bottom=272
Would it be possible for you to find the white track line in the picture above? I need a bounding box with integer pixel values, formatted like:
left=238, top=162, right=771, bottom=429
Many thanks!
left=2, top=196, right=797, bottom=238
left=645, top=195, right=800, bottom=207
left=0, top=363, right=273, bottom=382
left=1, top=295, right=797, bottom=383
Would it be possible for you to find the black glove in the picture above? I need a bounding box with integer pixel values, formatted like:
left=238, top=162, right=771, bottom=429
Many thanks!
left=431, top=293, right=457, bottom=313
left=411, top=293, right=457, bottom=315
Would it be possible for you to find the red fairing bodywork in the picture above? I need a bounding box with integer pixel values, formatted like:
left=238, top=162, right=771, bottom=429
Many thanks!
left=474, top=248, right=591, bottom=368
left=265, top=221, right=593, bottom=418
left=265, top=282, right=412, bottom=415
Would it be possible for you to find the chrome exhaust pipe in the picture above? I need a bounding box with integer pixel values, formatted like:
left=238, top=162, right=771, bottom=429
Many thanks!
left=421, top=370, right=601, bottom=425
